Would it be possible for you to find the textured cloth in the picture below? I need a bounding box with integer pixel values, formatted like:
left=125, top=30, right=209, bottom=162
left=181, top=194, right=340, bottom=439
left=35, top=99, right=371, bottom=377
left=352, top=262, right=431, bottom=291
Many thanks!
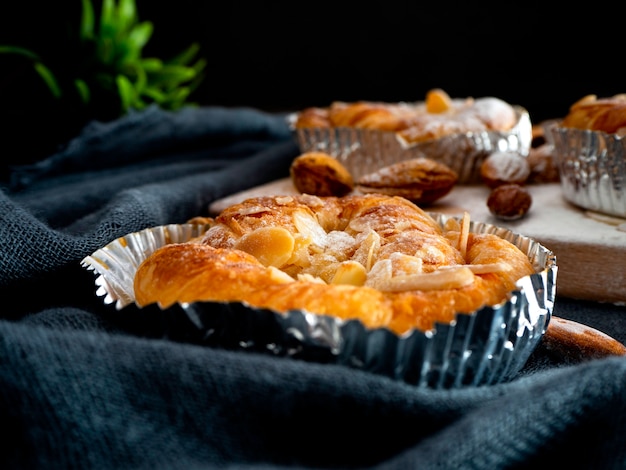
left=1, top=105, right=626, bottom=470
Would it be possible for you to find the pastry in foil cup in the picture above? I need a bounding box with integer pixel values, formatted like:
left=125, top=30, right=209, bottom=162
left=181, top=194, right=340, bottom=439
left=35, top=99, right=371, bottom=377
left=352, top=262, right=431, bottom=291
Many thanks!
left=548, top=122, right=626, bottom=218
left=82, top=223, right=210, bottom=309
left=287, top=107, right=532, bottom=184
left=81, top=216, right=557, bottom=388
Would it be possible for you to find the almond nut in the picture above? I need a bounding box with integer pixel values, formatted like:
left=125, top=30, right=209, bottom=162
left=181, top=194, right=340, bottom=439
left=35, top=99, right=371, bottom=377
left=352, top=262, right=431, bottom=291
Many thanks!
left=290, top=152, right=354, bottom=197
left=487, top=183, right=532, bottom=220
left=356, top=158, right=458, bottom=205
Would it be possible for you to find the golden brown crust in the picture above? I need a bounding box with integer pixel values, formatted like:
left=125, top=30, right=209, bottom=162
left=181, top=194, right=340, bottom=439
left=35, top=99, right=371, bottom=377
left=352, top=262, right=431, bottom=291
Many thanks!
left=356, top=158, right=458, bottom=205
left=293, top=107, right=331, bottom=128
left=326, top=101, right=413, bottom=131
left=561, top=94, right=626, bottom=134
left=134, top=243, right=394, bottom=329
left=290, top=152, right=354, bottom=197
left=542, top=316, right=626, bottom=362
left=134, top=244, right=286, bottom=307
left=134, top=194, right=535, bottom=334
left=294, top=90, right=518, bottom=144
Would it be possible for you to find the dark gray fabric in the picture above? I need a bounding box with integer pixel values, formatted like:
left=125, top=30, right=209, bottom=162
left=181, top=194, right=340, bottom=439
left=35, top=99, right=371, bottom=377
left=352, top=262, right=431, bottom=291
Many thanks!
left=1, top=105, right=625, bottom=470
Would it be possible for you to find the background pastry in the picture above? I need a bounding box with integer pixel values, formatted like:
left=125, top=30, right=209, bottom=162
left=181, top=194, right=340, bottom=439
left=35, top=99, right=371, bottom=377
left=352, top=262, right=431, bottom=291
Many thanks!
left=290, top=152, right=354, bottom=197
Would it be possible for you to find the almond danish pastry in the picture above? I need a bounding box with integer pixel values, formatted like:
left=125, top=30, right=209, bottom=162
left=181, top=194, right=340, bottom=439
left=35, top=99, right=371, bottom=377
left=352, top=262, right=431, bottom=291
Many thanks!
left=293, top=88, right=519, bottom=144
left=134, top=194, right=535, bottom=334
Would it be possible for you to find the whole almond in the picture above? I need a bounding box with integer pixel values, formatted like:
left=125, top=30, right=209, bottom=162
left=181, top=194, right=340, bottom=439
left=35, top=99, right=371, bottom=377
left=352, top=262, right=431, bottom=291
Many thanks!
left=487, top=183, right=532, bottom=220
left=290, top=152, right=354, bottom=197
left=356, top=158, right=458, bottom=205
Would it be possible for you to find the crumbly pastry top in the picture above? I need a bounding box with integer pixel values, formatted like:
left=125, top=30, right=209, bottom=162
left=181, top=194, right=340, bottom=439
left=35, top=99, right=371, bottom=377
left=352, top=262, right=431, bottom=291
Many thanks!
left=134, top=194, right=535, bottom=334
left=561, top=94, right=626, bottom=135
left=294, top=89, right=519, bottom=144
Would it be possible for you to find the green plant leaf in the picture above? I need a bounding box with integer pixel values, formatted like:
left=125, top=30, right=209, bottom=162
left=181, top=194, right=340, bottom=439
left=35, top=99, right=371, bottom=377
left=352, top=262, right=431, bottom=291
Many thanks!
left=114, top=37, right=139, bottom=66
left=140, top=57, right=163, bottom=72
left=0, top=45, right=41, bottom=61
left=4, top=0, right=206, bottom=123
left=191, top=57, right=207, bottom=75
left=33, top=62, right=62, bottom=98
left=140, top=87, right=166, bottom=103
left=165, top=87, right=191, bottom=106
left=149, top=64, right=197, bottom=88
left=116, top=74, right=136, bottom=111
left=168, top=42, right=200, bottom=66
left=131, top=63, right=147, bottom=93
left=127, top=21, right=153, bottom=53
left=141, top=86, right=192, bottom=110
left=97, top=36, right=115, bottom=65
left=74, top=79, right=91, bottom=104
left=115, top=0, right=137, bottom=33
left=80, top=0, right=95, bottom=40
left=99, top=0, right=117, bottom=40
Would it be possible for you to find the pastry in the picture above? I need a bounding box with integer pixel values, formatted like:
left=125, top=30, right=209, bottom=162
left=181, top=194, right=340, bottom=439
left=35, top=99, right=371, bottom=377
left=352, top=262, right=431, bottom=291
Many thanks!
left=560, top=94, right=626, bottom=135
left=134, top=194, right=535, bottom=334
left=549, top=94, right=626, bottom=218
left=355, top=157, right=458, bottom=205
left=290, top=152, right=354, bottom=197
left=294, top=89, right=519, bottom=144
left=480, top=151, right=531, bottom=188
left=527, top=143, right=560, bottom=183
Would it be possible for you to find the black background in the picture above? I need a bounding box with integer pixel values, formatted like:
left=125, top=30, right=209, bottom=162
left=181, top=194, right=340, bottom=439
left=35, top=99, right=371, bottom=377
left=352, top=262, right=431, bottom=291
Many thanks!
left=1, top=1, right=624, bottom=128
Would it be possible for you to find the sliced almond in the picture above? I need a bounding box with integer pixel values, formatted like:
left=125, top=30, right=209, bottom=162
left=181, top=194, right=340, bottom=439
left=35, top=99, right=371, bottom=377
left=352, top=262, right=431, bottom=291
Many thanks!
left=331, top=261, right=367, bottom=286
left=426, top=88, right=453, bottom=114
left=458, top=211, right=470, bottom=260
left=367, top=265, right=474, bottom=292
left=235, top=226, right=295, bottom=268
left=352, top=229, right=381, bottom=272
left=440, top=262, right=511, bottom=274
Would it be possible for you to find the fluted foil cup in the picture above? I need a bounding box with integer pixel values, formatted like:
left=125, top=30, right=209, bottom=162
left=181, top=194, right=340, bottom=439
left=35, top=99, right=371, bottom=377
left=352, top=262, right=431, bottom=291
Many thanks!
left=287, top=107, right=532, bottom=183
left=82, top=216, right=557, bottom=388
left=549, top=123, right=626, bottom=218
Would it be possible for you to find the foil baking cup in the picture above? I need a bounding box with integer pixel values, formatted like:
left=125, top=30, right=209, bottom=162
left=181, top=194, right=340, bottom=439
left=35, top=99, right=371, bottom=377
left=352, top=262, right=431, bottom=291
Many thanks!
left=548, top=123, right=626, bottom=218
left=81, top=217, right=557, bottom=388
left=287, top=106, right=532, bottom=183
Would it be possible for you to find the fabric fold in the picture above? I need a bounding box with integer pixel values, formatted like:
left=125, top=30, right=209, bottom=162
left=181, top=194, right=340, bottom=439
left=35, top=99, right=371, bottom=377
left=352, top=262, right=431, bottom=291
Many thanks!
left=2, top=317, right=625, bottom=469
left=7, top=105, right=294, bottom=190
left=2, top=105, right=626, bottom=469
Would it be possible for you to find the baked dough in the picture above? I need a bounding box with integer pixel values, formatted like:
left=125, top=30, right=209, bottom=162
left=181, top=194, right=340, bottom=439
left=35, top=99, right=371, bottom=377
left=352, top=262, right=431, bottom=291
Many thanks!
left=561, top=94, right=626, bottom=135
left=294, top=89, right=519, bottom=144
left=356, top=158, right=458, bottom=205
left=134, top=194, right=535, bottom=334
left=290, top=152, right=354, bottom=197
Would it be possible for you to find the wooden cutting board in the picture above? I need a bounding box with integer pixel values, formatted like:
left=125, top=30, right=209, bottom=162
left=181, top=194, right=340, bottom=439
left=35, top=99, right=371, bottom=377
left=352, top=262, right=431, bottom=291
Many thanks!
left=210, top=179, right=626, bottom=305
